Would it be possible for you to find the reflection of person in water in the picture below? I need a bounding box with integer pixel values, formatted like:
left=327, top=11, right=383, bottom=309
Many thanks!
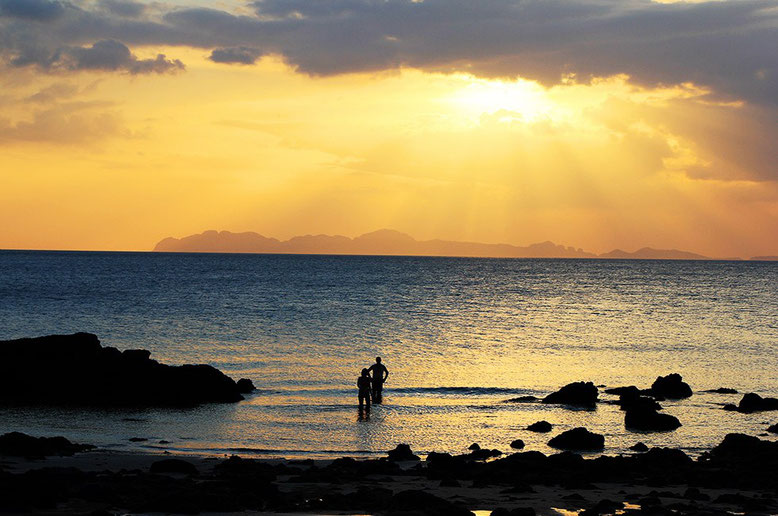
left=357, top=368, right=372, bottom=414
left=368, top=357, right=389, bottom=403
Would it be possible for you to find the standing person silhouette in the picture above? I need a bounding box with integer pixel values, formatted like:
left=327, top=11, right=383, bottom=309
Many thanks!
left=357, top=368, right=372, bottom=414
left=368, top=357, right=389, bottom=403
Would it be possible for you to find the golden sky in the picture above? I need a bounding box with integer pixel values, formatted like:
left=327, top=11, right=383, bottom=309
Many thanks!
left=0, top=0, right=776, bottom=257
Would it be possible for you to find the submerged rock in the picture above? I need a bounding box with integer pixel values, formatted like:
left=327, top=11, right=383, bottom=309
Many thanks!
left=650, top=373, right=692, bottom=399
left=625, top=407, right=682, bottom=432
left=510, top=439, right=525, bottom=449
left=502, top=395, right=538, bottom=403
left=734, top=393, right=778, bottom=413
left=527, top=421, right=553, bottom=433
left=0, top=432, right=95, bottom=457
left=547, top=428, right=604, bottom=451
left=542, top=382, right=598, bottom=408
left=705, top=387, right=738, bottom=394
left=387, top=443, right=420, bottom=461
left=0, top=333, right=245, bottom=407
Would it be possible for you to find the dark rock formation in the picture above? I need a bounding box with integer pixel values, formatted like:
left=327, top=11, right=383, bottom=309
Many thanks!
left=768, top=423, right=778, bottom=434
left=236, top=378, right=256, bottom=393
left=150, top=459, right=199, bottom=476
left=542, top=382, right=598, bottom=408
left=547, top=428, right=605, bottom=451
left=732, top=393, right=778, bottom=413
left=650, top=373, right=692, bottom=399
left=630, top=442, right=649, bottom=452
left=0, top=432, right=95, bottom=457
left=387, top=443, right=420, bottom=461
left=491, top=508, right=536, bottom=516
left=468, top=448, right=503, bottom=461
left=510, top=439, right=525, bottom=449
left=0, top=333, right=245, bottom=407
left=617, top=390, right=662, bottom=411
left=502, top=395, right=538, bottom=403
left=604, top=386, right=641, bottom=397
left=527, top=421, right=553, bottom=432
left=469, top=443, right=481, bottom=451
left=625, top=407, right=682, bottom=432
left=704, top=387, right=738, bottom=394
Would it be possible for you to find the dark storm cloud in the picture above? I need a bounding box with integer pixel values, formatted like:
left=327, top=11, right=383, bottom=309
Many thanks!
left=0, top=0, right=776, bottom=104
left=0, top=0, right=65, bottom=21
left=209, top=46, right=264, bottom=65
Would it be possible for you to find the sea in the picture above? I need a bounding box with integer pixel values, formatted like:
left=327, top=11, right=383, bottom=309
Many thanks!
left=1, top=250, right=776, bottom=459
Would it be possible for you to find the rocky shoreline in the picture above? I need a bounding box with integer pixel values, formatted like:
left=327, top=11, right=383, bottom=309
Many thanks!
left=1, top=431, right=777, bottom=515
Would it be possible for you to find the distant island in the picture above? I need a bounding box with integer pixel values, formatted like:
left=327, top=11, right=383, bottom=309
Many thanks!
left=153, top=229, right=720, bottom=260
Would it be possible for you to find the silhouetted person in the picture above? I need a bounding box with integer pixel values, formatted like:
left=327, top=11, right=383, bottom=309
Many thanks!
left=357, top=368, right=372, bottom=413
left=368, top=357, right=389, bottom=403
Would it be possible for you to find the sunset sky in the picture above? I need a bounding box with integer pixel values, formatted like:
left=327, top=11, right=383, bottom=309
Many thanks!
left=1, top=0, right=776, bottom=257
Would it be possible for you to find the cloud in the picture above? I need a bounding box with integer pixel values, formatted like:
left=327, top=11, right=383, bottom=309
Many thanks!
left=98, top=0, right=147, bottom=19
left=0, top=0, right=64, bottom=21
left=0, top=102, right=126, bottom=144
left=10, top=40, right=185, bottom=74
left=0, top=0, right=776, bottom=105
left=209, top=46, right=264, bottom=65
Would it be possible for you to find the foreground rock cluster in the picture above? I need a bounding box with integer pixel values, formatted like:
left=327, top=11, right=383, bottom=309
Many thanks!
left=0, top=333, right=254, bottom=407
left=1, top=432, right=777, bottom=515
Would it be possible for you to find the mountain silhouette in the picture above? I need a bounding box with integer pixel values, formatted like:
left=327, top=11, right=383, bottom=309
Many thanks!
left=153, top=230, right=719, bottom=260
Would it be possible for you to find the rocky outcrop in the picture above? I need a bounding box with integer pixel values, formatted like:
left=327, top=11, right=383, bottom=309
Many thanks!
left=650, top=373, right=692, bottom=399
left=0, top=432, right=95, bottom=457
left=726, top=393, right=778, bottom=413
left=542, top=382, right=598, bottom=408
left=547, top=428, right=605, bottom=451
left=510, top=439, right=525, bottom=449
left=629, top=442, right=648, bottom=452
left=0, top=333, right=248, bottom=407
left=768, top=423, right=778, bottom=434
left=704, top=387, right=738, bottom=394
left=625, top=407, right=682, bottom=432
left=527, top=421, right=553, bottom=432
left=387, top=444, right=420, bottom=461
left=237, top=378, right=256, bottom=393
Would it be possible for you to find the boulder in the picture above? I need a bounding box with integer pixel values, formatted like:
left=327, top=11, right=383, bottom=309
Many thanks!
left=236, top=378, right=256, bottom=393
left=527, top=421, right=553, bottom=433
left=604, top=386, right=641, bottom=397
left=625, top=407, right=682, bottom=432
left=704, top=387, right=738, bottom=394
left=542, top=382, right=598, bottom=408
left=547, top=428, right=604, bottom=451
left=510, top=439, right=525, bottom=449
left=704, top=433, right=778, bottom=468
left=0, top=333, right=245, bottom=407
left=387, top=489, right=473, bottom=516
left=630, top=442, right=649, bottom=452
left=469, top=448, right=503, bottom=461
left=650, top=373, right=692, bottom=399
left=0, top=432, right=95, bottom=457
left=735, top=393, right=778, bottom=413
left=618, top=391, right=662, bottom=412
left=150, top=458, right=198, bottom=476
left=768, top=423, right=778, bottom=434
left=387, top=444, right=420, bottom=461
left=469, top=443, right=481, bottom=451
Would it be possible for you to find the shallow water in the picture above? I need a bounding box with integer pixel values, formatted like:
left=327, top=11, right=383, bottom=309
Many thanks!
left=0, top=251, right=776, bottom=458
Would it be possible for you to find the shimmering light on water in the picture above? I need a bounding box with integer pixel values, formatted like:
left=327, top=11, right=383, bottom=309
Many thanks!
left=0, top=251, right=776, bottom=457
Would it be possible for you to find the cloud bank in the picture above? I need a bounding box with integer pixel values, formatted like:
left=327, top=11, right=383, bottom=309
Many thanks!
left=0, top=0, right=775, bottom=104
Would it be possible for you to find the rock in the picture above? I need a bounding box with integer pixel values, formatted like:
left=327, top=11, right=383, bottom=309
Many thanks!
left=630, top=442, right=649, bottom=452
left=0, top=333, right=245, bottom=407
left=150, top=458, right=198, bottom=476
left=527, top=421, right=553, bottom=432
left=440, top=478, right=461, bottom=487
left=604, top=386, right=641, bottom=396
left=510, top=439, right=525, bottom=449
left=548, top=428, right=604, bottom=451
left=625, top=407, right=682, bottom=432
left=469, top=448, right=502, bottom=460
left=580, top=499, right=622, bottom=516
left=768, top=423, right=778, bottom=434
left=705, top=387, right=738, bottom=394
left=683, top=487, right=710, bottom=501
left=491, top=508, right=536, bottom=516
left=650, top=373, right=692, bottom=399
left=469, top=443, right=481, bottom=450
left=0, top=432, right=95, bottom=457
left=387, top=489, right=473, bottom=516
left=387, top=444, right=420, bottom=461
left=502, top=396, right=538, bottom=403
left=704, top=433, right=778, bottom=469
left=236, top=378, right=255, bottom=393
left=542, top=382, right=598, bottom=408
left=128, top=437, right=148, bottom=442
left=618, top=391, right=662, bottom=412
left=735, top=393, right=778, bottom=413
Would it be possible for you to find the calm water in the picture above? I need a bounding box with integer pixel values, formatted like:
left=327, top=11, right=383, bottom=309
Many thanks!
left=0, top=250, right=776, bottom=458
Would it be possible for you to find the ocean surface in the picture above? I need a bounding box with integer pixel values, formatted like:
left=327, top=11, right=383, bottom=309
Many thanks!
left=1, top=250, right=776, bottom=459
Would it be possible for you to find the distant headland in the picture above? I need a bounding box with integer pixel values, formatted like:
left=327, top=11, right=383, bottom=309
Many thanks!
left=153, top=229, right=732, bottom=260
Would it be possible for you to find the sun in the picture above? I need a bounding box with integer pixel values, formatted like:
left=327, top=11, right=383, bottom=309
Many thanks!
left=446, top=75, right=555, bottom=123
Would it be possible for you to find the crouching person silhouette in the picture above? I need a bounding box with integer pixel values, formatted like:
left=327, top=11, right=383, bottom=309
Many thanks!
left=358, top=368, right=372, bottom=416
